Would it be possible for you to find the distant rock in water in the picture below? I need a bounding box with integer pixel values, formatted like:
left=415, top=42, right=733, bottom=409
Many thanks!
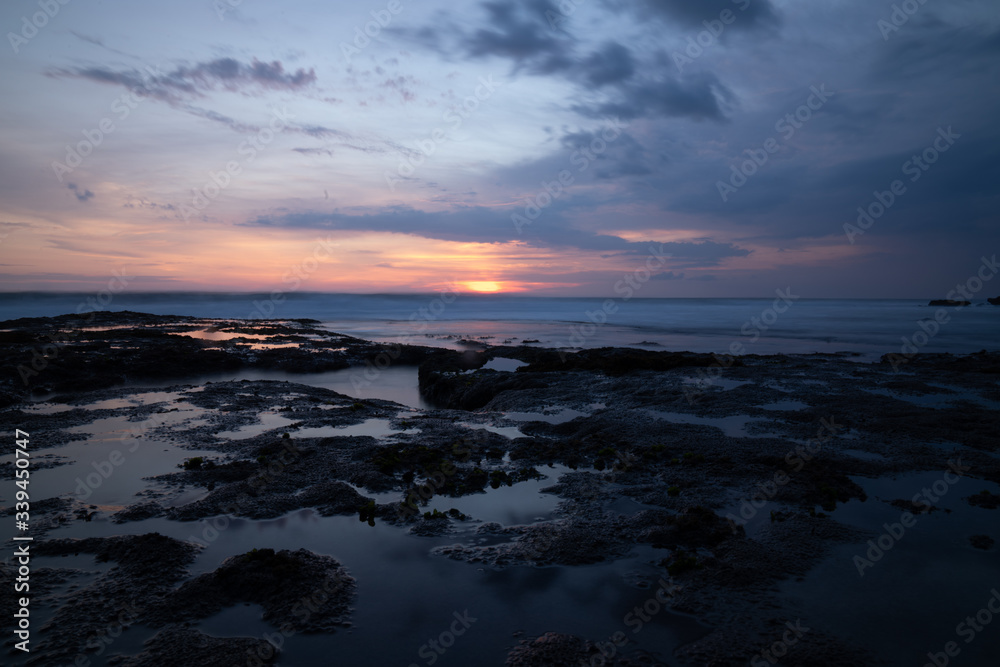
left=988, top=296, right=1000, bottom=305
left=929, top=299, right=971, bottom=307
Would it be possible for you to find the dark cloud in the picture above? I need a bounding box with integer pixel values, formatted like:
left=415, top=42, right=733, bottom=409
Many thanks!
left=299, top=125, right=352, bottom=139
left=462, top=0, right=567, bottom=65
left=614, top=240, right=749, bottom=266
left=52, top=57, right=316, bottom=104
left=581, top=42, right=636, bottom=87
left=559, top=129, right=654, bottom=177
left=575, top=71, right=733, bottom=121
left=397, top=0, right=575, bottom=77
left=67, top=183, right=94, bottom=202
left=293, top=147, right=337, bottom=157
left=652, top=271, right=716, bottom=280
left=400, top=0, right=729, bottom=121
left=48, top=57, right=319, bottom=136
left=623, top=0, right=779, bottom=30
left=871, top=21, right=1000, bottom=83
left=240, top=205, right=749, bottom=265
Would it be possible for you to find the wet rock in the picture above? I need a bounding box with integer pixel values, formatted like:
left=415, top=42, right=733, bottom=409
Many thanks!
left=633, top=505, right=743, bottom=549
left=676, top=623, right=876, bottom=667
left=505, top=632, right=667, bottom=666
left=520, top=347, right=733, bottom=376
left=28, top=534, right=201, bottom=664
left=505, top=633, right=595, bottom=666
left=6, top=311, right=1000, bottom=665
left=409, top=512, right=455, bottom=536
left=967, top=490, right=1000, bottom=509
left=0, top=312, right=437, bottom=404
left=145, top=548, right=355, bottom=633
left=929, top=300, right=971, bottom=307
left=166, top=475, right=371, bottom=521
left=887, top=498, right=938, bottom=514
left=112, top=501, right=165, bottom=523
left=36, top=532, right=199, bottom=581
left=970, top=534, right=994, bottom=549
left=435, top=516, right=635, bottom=567
left=111, top=626, right=277, bottom=667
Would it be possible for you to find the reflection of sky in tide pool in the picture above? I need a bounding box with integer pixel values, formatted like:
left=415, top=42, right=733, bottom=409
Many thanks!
left=421, top=464, right=572, bottom=526
left=503, top=407, right=591, bottom=425
left=292, top=418, right=414, bottom=440
left=779, top=472, right=1000, bottom=666
left=187, top=366, right=431, bottom=410
left=481, top=357, right=528, bottom=372
left=16, top=395, right=704, bottom=666
left=647, top=410, right=777, bottom=439
left=863, top=386, right=1000, bottom=410
left=0, top=405, right=216, bottom=507
left=459, top=422, right=526, bottom=440
left=33, top=509, right=705, bottom=667
left=173, top=329, right=272, bottom=341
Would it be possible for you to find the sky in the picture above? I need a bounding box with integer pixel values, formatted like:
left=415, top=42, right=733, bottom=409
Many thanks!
left=0, top=0, right=998, bottom=297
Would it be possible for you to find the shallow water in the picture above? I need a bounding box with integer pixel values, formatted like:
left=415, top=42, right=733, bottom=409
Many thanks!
left=459, top=422, right=526, bottom=440
left=7, top=400, right=707, bottom=667
left=777, top=472, right=1000, bottom=666
left=504, top=407, right=591, bottom=425
left=480, top=357, right=529, bottom=372
left=292, top=418, right=415, bottom=440
left=29, top=510, right=706, bottom=667
left=647, top=410, right=775, bottom=439
left=105, top=365, right=432, bottom=410
left=0, top=401, right=217, bottom=508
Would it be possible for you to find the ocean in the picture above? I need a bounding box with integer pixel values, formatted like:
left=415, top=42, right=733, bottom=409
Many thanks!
left=0, top=292, right=997, bottom=359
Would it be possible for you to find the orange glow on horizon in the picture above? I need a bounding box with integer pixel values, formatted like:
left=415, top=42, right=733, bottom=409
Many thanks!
left=465, top=281, right=502, bottom=293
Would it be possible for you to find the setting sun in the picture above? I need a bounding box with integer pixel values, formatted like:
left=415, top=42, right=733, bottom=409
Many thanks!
left=465, top=281, right=502, bottom=293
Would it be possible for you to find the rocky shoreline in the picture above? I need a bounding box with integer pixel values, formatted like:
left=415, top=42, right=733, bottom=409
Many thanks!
left=1, top=312, right=998, bottom=665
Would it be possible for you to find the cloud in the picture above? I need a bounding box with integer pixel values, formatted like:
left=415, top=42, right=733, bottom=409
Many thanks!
left=181, top=105, right=260, bottom=133
left=399, top=0, right=730, bottom=121
left=624, top=0, right=779, bottom=31
left=67, top=183, right=94, bottom=202
left=652, top=270, right=684, bottom=280
left=52, top=57, right=317, bottom=104
left=69, top=30, right=139, bottom=58
left=45, top=239, right=143, bottom=258
left=240, top=205, right=750, bottom=265
left=574, top=70, right=733, bottom=121
left=580, top=42, right=637, bottom=87
left=0, top=221, right=32, bottom=235
left=651, top=271, right=718, bottom=281
left=293, top=147, right=337, bottom=157
left=49, top=57, right=359, bottom=140
left=122, top=197, right=176, bottom=212
left=871, top=20, right=1000, bottom=83
left=461, top=0, right=568, bottom=66
left=299, top=125, right=353, bottom=140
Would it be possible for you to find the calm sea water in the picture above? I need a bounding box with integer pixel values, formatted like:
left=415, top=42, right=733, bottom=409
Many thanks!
left=0, top=292, right=997, bottom=359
